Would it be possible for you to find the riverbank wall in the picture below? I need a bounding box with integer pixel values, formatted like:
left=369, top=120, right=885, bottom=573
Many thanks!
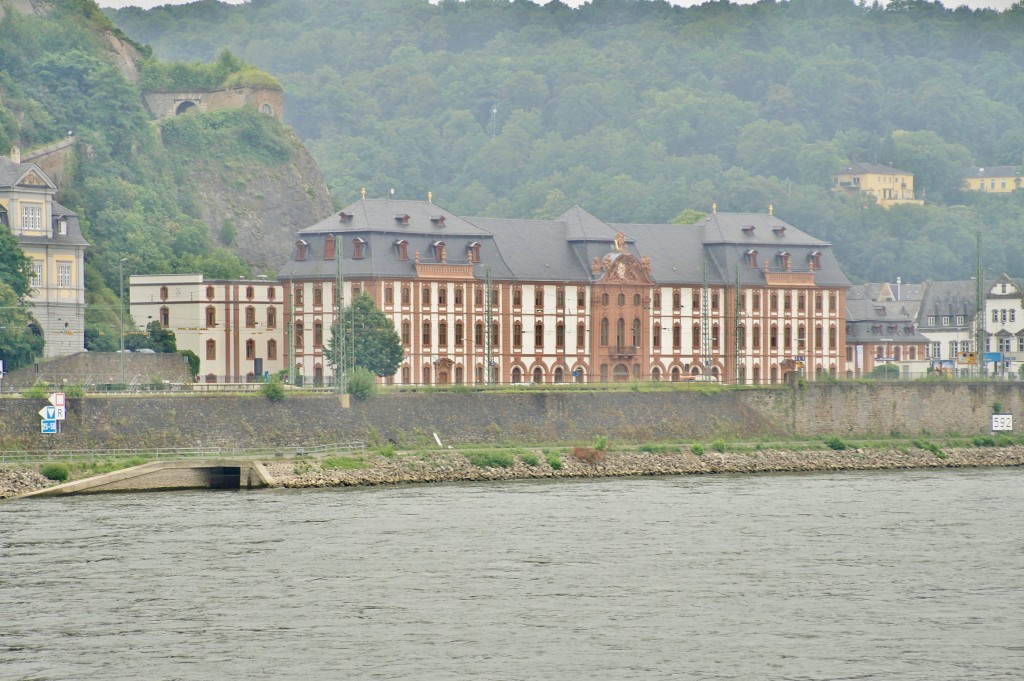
left=0, top=382, right=1020, bottom=452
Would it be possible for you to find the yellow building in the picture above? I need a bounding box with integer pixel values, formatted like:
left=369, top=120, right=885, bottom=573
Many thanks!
left=0, top=147, right=88, bottom=357
left=832, top=162, right=924, bottom=207
left=963, top=166, right=1023, bottom=193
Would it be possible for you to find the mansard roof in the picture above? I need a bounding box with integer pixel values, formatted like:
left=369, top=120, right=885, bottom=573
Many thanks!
left=837, top=162, right=914, bottom=176
left=965, top=166, right=1022, bottom=179
left=283, top=199, right=850, bottom=289
left=0, top=155, right=57, bottom=191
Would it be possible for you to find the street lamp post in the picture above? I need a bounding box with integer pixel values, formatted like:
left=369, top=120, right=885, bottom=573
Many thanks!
left=119, top=258, right=127, bottom=385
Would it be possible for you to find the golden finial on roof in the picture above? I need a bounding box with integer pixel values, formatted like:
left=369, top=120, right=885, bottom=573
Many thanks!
left=712, top=202, right=717, bottom=213
left=361, top=187, right=366, bottom=199
left=428, top=191, right=433, bottom=203
left=769, top=204, right=774, bottom=215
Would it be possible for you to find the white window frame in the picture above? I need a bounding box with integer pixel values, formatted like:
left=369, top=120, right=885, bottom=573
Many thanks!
left=57, top=263, right=72, bottom=288
left=31, top=261, right=43, bottom=288
left=21, top=204, right=42, bottom=231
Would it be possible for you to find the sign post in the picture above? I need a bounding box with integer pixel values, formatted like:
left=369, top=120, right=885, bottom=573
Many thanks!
left=39, top=393, right=67, bottom=434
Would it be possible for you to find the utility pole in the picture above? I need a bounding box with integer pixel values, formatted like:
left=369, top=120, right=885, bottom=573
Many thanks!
left=975, top=230, right=986, bottom=378
left=484, top=267, right=493, bottom=384
left=701, top=263, right=711, bottom=376
left=734, top=266, right=743, bottom=385
left=119, top=257, right=127, bottom=385
left=335, top=245, right=348, bottom=395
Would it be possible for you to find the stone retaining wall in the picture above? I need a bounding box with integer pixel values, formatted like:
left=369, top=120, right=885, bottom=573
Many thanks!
left=0, top=382, right=1022, bottom=453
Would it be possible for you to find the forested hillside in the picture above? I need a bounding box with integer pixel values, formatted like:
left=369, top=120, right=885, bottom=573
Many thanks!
left=0, top=1, right=329, bottom=352
left=107, top=0, right=1024, bottom=284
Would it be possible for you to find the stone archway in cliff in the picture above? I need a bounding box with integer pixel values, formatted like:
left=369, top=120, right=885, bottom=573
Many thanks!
left=175, top=101, right=198, bottom=115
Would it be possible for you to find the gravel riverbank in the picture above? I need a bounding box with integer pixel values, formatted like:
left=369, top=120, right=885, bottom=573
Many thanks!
left=260, top=445, right=1024, bottom=489
left=5, top=446, right=1024, bottom=499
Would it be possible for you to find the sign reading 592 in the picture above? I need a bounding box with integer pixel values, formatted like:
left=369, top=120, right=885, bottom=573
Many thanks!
left=992, top=414, right=1014, bottom=432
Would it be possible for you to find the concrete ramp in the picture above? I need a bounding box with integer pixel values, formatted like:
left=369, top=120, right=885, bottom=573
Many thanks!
left=21, top=460, right=276, bottom=497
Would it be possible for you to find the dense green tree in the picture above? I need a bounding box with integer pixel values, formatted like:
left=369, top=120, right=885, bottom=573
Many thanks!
left=0, top=282, right=44, bottom=371
left=327, top=293, right=403, bottom=377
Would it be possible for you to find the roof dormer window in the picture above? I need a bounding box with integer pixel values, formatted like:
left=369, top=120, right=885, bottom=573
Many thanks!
left=394, top=214, right=410, bottom=225
left=325, top=234, right=336, bottom=260
left=777, top=251, right=791, bottom=271
left=808, top=250, right=822, bottom=270
left=468, top=242, right=482, bottom=263
left=395, top=239, right=409, bottom=261
left=745, top=249, right=758, bottom=268
left=338, top=211, right=353, bottom=222
left=295, top=239, right=309, bottom=261
left=433, top=240, right=446, bottom=262
left=742, top=225, right=755, bottom=236
left=772, top=225, right=786, bottom=237
left=430, top=215, right=446, bottom=227
left=353, top=237, right=366, bottom=260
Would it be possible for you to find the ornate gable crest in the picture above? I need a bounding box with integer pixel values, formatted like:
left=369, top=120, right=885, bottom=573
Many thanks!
left=19, top=170, right=51, bottom=188
left=598, top=253, right=655, bottom=285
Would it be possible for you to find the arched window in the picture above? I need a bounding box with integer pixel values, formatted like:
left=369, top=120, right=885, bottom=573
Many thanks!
left=422, top=321, right=431, bottom=346
left=632, top=318, right=641, bottom=346
left=313, top=321, right=323, bottom=347
left=385, top=286, right=394, bottom=305
left=422, top=286, right=431, bottom=305
left=313, top=285, right=323, bottom=307
left=535, top=322, right=543, bottom=348
left=438, top=287, right=447, bottom=305
left=653, top=323, right=661, bottom=348
left=205, top=306, right=216, bottom=328
left=513, top=322, right=523, bottom=347
left=535, top=288, right=544, bottom=307
left=652, top=367, right=661, bottom=381
left=600, top=318, right=609, bottom=346
left=423, top=366, right=432, bottom=385
left=554, top=366, right=565, bottom=383
left=294, top=285, right=303, bottom=306
left=533, top=367, right=543, bottom=383
left=712, top=324, right=720, bottom=349
left=770, top=293, right=778, bottom=311
left=692, top=324, right=700, bottom=349
left=402, top=366, right=411, bottom=384
left=246, top=286, right=255, bottom=301
left=401, top=321, right=410, bottom=345
left=770, top=325, right=778, bottom=349
left=753, top=324, right=761, bottom=349
left=159, top=306, right=169, bottom=327
left=246, top=339, right=256, bottom=359
left=206, top=339, right=216, bottom=360
left=455, top=322, right=464, bottom=346
left=206, top=286, right=215, bottom=301
left=267, top=339, right=277, bottom=360
left=438, top=321, right=448, bottom=346
left=577, top=323, right=586, bottom=348
left=673, top=324, right=681, bottom=349
left=267, top=287, right=276, bottom=301
left=513, top=288, right=522, bottom=306
left=492, top=323, right=499, bottom=348
left=618, top=293, right=626, bottom=306
left=352, top=237, right=365, bottom=260
left=556, top=323, right=565, bottom=348
left=829, top=324, right=837, bottom=349
left=601, top=293, right=609, bottom=306
left=475, top=322, right=483, bottom=345
left=616, top=318, right=626, bottom=346
left=245, top=306, right=256, bottom=328
left=324, top=234, right=336, bottom=260
left=454, top=287, right=463, bottom=305
left=633, top=293, right=641, bottom=307
left=671, top=366, right=681, bottom=382
left=401, top=286, right=410, bottom=305
left=512, top=367, right=522, bottom=384
left=294, top=322, right=304, bottom=348
left=395, top=239, right=409, bottom=261
left=784, top=325, right=792, bottom=348
left=159, top=286, right=169, bottom=301
left=815, top=325, right=823, bottom=349
left=295, top=240, right=309, bottom=261
left=266, top=307, right=277, bottom=328
left=711, top=292, right=719, bottom=310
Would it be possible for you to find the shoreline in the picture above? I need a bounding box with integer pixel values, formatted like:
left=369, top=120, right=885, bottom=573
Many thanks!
left=264, top=445, right=1024, bottom=489
left=4, top=446, right=1024, bottom=498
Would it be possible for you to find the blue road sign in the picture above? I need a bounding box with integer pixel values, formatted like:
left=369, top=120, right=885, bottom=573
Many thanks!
left=41, top=419, right=58, bottom=434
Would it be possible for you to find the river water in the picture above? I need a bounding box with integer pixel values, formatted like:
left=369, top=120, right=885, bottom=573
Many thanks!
left=2, top=468, right=1023, bottom=680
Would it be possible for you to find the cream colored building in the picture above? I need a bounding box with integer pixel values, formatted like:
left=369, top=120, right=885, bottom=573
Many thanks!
left=0, top=147, right=88, bottom=357
left=963, top=166, right=1023, bottom=193
left=130, top=273, right=285, bottom=382
left=833, top=162, right=924, bottom=207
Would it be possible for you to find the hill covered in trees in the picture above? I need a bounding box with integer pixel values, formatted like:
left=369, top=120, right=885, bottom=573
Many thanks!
left=107, top=0, right=1024, bottom=284
left=0, top=0, right=330, bottom=352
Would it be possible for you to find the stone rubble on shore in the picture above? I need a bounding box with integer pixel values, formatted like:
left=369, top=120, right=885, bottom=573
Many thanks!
left=262, top=446, right=1024, bottom=489
left=4, top=446, right=1024, bottom=499
left=0, top=468, right=53, bottom=499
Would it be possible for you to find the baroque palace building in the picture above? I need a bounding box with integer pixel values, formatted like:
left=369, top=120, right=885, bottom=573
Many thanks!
left=278, top=198, right=849, bottom=386
left=132, top=198, right=850, bottom=385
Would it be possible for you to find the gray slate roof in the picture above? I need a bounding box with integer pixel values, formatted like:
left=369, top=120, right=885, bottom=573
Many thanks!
left=965, top=166, right=1022, bottom=179
left=283, top=199, right=850, bottom=289
left=0, top=156, right=87, bottom=246
left=837, top=162, right=914, bottom=176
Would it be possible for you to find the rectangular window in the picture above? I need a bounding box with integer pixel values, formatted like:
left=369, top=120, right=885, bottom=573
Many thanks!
left=57, top=263, right=72, bottom=288
left=941, top=316, right=950, bottom=326
left=949, top=341, right=957, bottom=358
left=31, top=261, right=43, bottom=288
left=22, top=204, right=42, bottom=231
left=930, top=342, right=940, bottom=359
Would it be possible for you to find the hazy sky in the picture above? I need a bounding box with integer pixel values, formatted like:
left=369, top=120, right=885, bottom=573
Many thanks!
left=96, top=0, right=1021, bottom=12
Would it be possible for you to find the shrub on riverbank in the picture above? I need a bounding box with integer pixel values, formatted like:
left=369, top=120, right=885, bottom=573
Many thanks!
left=465, top=450, right=515, bottom=468
left=40, top=463, right=69, bottom=482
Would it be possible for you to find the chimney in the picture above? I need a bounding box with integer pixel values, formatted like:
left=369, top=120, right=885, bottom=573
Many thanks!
left=10, top=146, right=20, bottom=163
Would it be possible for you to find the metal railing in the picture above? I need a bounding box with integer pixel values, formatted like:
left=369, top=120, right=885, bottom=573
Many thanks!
left=0, top=441, right=365, bottom=465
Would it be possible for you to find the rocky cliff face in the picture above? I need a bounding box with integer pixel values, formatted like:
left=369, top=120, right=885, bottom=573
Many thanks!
left=183, top=129, right=334, bottom=273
